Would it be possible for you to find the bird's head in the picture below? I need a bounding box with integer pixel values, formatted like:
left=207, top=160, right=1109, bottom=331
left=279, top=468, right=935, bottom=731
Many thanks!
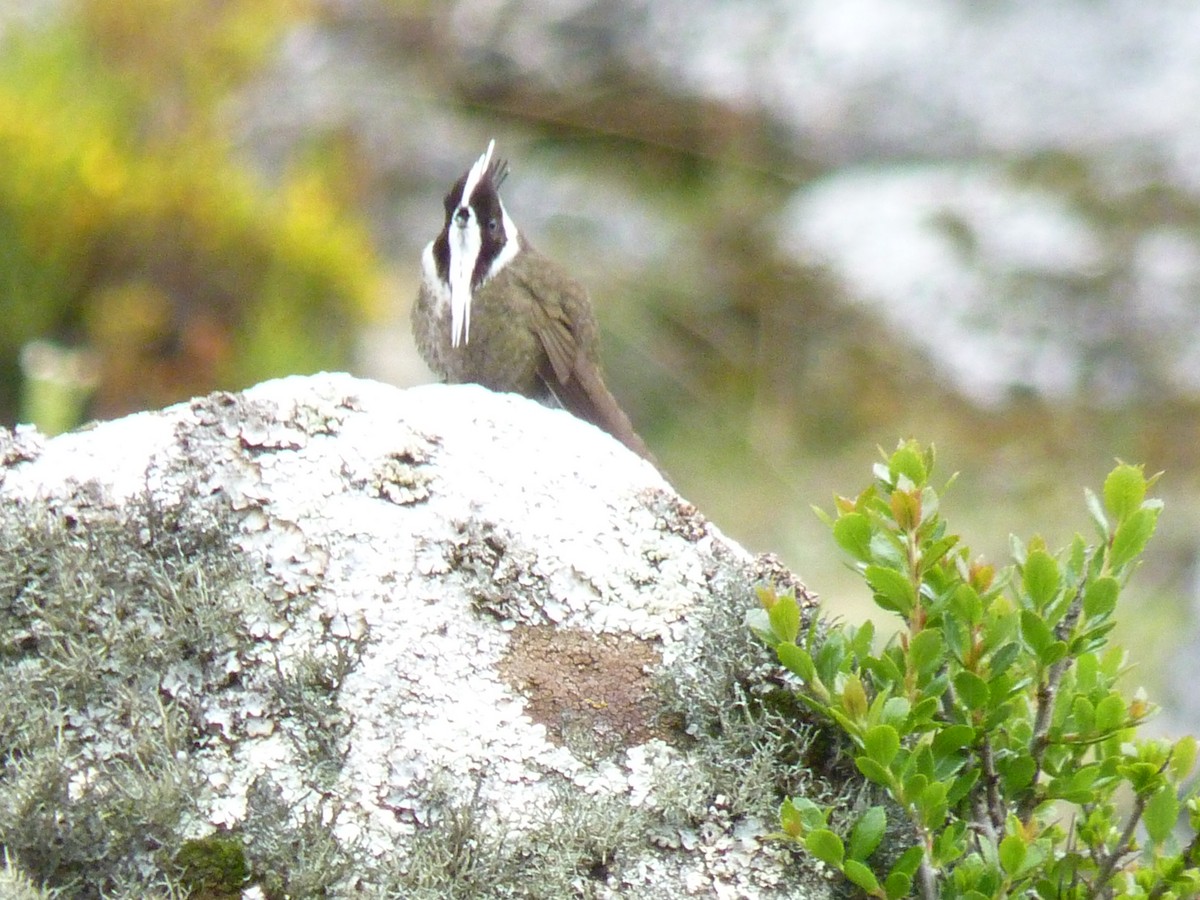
left=425, top=140, right=520, bottom=348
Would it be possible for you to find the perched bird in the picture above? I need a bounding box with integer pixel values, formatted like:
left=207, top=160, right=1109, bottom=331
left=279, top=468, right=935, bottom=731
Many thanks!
left=412, top=140, right=653, bottom=462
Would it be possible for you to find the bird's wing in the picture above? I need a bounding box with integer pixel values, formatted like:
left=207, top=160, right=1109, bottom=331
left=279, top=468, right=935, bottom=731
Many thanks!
left=535, top=301, right=577, bottom=387
left=517, top=260, right=654, bottom=462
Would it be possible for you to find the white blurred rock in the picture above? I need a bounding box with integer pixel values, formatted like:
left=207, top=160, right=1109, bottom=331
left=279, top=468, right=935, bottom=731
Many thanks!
left=0, top=373, right=827, bottom=898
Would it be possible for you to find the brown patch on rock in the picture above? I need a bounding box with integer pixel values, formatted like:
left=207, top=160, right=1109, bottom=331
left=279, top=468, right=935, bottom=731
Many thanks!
left=498, top=625, right=675, bottom=751
left=640, top=487, right=710, bottom=542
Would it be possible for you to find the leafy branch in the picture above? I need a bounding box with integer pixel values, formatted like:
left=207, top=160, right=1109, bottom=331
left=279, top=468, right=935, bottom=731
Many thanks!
left=750, top=441, right=1199, bottom=899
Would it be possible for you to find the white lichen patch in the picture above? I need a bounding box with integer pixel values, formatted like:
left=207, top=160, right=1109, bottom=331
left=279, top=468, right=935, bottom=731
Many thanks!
left=0, top=374, right=830, bottom=897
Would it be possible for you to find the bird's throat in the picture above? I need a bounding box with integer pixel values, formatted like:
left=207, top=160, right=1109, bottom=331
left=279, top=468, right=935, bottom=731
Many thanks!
left=448, top=223, right=480, bottom=348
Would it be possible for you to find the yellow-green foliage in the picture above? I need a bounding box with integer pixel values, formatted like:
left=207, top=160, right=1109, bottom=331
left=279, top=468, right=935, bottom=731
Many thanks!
left=0, top=6, right=381, bottom=421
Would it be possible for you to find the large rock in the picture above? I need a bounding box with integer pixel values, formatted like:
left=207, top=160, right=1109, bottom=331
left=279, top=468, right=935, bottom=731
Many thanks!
left=0, top=373, right=833, bottom=898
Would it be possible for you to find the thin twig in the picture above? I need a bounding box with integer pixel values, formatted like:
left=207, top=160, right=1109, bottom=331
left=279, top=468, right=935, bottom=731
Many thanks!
left=1019, top=556, right=1091, bottom=820
left=978, top=738, right=1006, bottom=835
left=1093, top=790, right=1147, bottom=889
left=917, top=853, right=939, bottom=900
left=1095, top=756, right=1170, bottom=891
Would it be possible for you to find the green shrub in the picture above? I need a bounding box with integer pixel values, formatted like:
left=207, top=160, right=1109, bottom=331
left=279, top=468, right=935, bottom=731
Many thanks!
left=751, top=440, right=1199, bottom=899
left=0, top=10, right=381, bottom=425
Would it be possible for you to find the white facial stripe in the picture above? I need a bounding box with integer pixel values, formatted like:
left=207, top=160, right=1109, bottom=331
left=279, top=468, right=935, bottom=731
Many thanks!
left=448, top=212, right=481, bottom=348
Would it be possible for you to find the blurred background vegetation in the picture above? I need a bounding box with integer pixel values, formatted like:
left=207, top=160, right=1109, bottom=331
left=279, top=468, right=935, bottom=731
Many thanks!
left=3, top=0, right=1199, bottom=732
left=0, top=0, right=379, bottom=424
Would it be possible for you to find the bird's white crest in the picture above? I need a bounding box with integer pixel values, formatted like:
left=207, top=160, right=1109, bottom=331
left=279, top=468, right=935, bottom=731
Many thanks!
left=448, top=140, right=497, bottom=348
left=459, top=139, right=496, bottom=211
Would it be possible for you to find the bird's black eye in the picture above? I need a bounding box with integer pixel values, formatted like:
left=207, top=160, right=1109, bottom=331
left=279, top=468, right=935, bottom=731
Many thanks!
left=487, top=218, right=500, bottom=233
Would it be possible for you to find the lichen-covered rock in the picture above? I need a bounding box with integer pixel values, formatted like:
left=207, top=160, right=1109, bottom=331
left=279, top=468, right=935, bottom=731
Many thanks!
left=0, top=373, right=832, bottom=898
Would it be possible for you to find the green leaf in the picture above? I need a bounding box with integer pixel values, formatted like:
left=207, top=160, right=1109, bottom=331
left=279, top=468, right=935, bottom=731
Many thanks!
left=746, top=608, right=776, bottom=647
left=942, top=612, right=969, bottom=661
left=842, top=859, right=881, bottom=893
left=925, top=534, right=958, bottom=568
left=850, top=619, right=877, bottom=658
left=901, top=773, right=929, bottom=807
left=779, top=797, right=805, bottom=838
left=767, top=592, right=802, bottom=644
left=1071, top=695, right=1096, bottom=734
left=1009, top=533, right=1028, bottom=566
left=1082, top=576, right=1119, bottom=620
left=906, top=743, right=934, bottom=780
left=864, top=725, right=901, bottom=767
left=908, top=628, right=943, bottom=676
left=931, top=819, right=966, bottom=866
left=890, top=489, right=921, bottom=530
left=864, top=653, right=904, bottom=687
left=856, top=756, right=894, bottom=788
left=1064, top=764, right=1100, bottom=798
left=1104, top=463, right=1146, bottom=522
left=953, top=670, right=989, bottom=710
left=932, top=724, right=976, bottom=756
left=999, top=834, right=1027, bottom=876
left=889, top=443, right=928, bottom=487
left=842, top=674, right=869, bottom=721
left=805, top=828, right=845, bottom=867
left=950, top=583, right=983, bottom=626
left=906, top=696, right=941, bottom=729
left=881, top=696, right=911, bottom=727
left=924, top=671, right=949, bottom=700
left=989, top=642, right=1021, bottom=679
left=788, top=796, right=828, bottom=830
left=1109, top=506, right=1159, bottom=571
left=1022, top=549, right=1061, bottom=610
left=1172, top=735, right=1198, bottom=782
left=1068, top=533, right=1087, bottom=577
left=918, top=781, right=949, bottom=829
left=848, top=806, right=888, bottom=862
left=1144, top=785, right=1180, bottom=845
left=1039, top=640, right=1069, bottom=667
left=814, top=631, right=849, bottom=684
left=1100, top=646, right=1127, bottom=678
left=1002, top=755, right=1037, bottom=793
left=890, top=846, right=925, bottom=880
left=833, top=512, right=874, bottom=562
left=1085, top=487, right=1109, bottom=535
left=946, top=768, right=981, bottom=805
left=865, top=565, right=916, bottom=616
left=1075, top=651, right=1099, bottom=691
left=1020, top=609, right=1054, bottom=655
left=1095, top=693, right=1126, bottom=733
left=986, top=689, right=1025, bottom=733
left=776, top=642, right=816, bottom=683
left=828, top=706, right=862, bottom=738
left=1070, top=625, right=1116, bottom=657
left=1125, top=761, right=1163, bottom=796
left=884, top=872, right=912, bottom=900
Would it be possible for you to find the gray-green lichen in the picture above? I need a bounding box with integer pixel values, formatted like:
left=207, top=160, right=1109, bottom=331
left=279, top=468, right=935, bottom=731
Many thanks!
left=0, top=501, right=256, bottom=897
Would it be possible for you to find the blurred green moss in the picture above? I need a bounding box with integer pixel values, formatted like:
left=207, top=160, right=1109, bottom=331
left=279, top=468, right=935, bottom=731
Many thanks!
left=174, top=834, right=249, bottom=898
left=0, top=4, right=382, bottom=426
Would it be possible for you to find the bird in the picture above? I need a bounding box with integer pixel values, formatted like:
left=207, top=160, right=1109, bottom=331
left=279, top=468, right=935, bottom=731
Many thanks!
left=411, top=140, right=653, bottom=462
